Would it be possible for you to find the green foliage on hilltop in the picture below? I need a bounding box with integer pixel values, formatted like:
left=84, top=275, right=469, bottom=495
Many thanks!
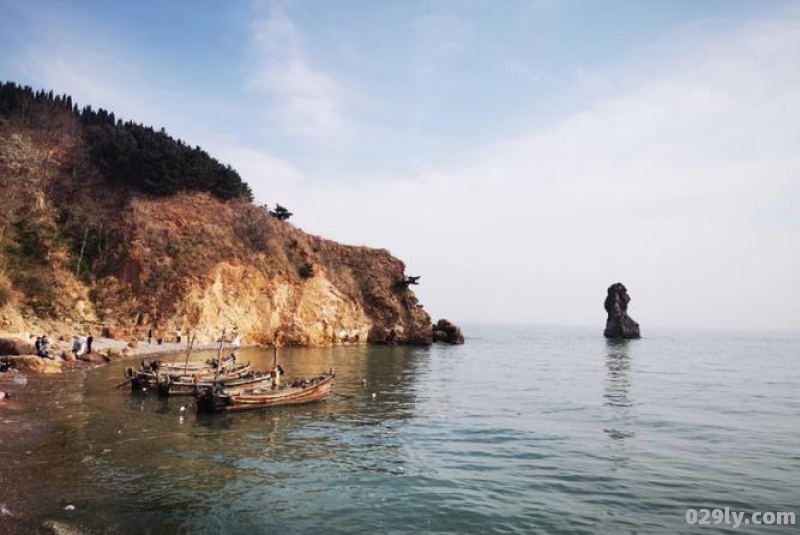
left=0, top=81, right=252, bottom=201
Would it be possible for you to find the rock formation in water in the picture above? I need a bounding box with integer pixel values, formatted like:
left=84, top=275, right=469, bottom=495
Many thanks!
left=432, top=318, right=464, bottom=344
left=0, top=82, right=436, bottom=347
left=603, top=283, right=640, bottom=339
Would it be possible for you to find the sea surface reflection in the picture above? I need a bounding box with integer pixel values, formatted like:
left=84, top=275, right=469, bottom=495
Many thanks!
left=1, top=326, right=799, bottom=534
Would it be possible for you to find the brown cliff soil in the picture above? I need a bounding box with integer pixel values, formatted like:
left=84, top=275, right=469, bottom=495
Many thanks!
left=0, top=109, right=431, bottom=347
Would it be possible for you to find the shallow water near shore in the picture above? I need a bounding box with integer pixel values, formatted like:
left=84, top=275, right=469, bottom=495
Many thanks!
left=1, top=325, right=799, bottom=534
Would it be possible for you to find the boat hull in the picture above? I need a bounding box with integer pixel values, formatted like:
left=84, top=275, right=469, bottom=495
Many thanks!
left=196, top=373, right=334, bottom=413
left=127, top=362, right=252, bottom=392
left=157, top=372, right=273, bottom=397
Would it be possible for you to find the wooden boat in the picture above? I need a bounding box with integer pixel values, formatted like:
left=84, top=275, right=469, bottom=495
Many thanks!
left=125, top=361, right=252, bottom=391
left=142, top=354, right=237, bottom=373
left=195, top=370, right=334, bottom=413
left=156, top=371, right=273, bottom=397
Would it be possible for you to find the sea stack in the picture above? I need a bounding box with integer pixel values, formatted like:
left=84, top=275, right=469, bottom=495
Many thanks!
left=603, top=283, right=640, bottom=339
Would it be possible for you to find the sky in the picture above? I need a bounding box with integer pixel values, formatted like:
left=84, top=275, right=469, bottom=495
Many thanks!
left=1, top=0, right=799, bottom=331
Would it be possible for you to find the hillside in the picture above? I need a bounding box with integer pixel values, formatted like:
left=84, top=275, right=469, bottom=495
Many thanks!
left=0, top=82, right=432, bottom=345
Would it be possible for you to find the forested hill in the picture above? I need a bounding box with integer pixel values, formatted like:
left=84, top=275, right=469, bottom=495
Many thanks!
left=0, top=81, right=432, bottom=347
left=0, top=81, right=252, bottom=201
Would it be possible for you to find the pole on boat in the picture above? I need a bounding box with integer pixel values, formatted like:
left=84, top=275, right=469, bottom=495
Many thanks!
left=271, top=333, right=282, bottom=389
left=183, top=333, right=196, bottom=376
left=212, top=328, right=227, bottom=388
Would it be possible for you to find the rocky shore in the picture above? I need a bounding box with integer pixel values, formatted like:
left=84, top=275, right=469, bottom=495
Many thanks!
left=0, top=332, right=235, bottom=376
left=0, top=333, right=244, bottom=535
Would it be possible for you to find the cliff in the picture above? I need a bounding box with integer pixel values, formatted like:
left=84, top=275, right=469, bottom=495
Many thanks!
left=0, top=83, right=432, bottom=346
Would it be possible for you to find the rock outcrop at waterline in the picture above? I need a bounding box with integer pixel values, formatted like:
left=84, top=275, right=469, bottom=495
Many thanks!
left=433, top=318, right=464, bottom=344
left=603, top=283, right=640, bottom=339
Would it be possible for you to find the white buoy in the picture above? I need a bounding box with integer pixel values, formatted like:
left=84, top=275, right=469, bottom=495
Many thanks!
left=64, top=505, right=75, bottom=511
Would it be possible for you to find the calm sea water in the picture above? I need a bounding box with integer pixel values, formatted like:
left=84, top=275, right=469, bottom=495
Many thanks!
left=1, top=325, right=799, bottom=534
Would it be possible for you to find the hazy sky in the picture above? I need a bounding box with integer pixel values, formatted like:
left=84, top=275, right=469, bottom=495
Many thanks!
left=2, top=0, right=798, bottom=331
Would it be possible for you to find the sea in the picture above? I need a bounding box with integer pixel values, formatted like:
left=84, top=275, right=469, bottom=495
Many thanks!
left=0, top=325, right=798, bottom=534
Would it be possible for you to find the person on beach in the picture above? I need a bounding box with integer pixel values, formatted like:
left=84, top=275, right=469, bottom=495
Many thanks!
left=72, top=336, right=83, bottom=358
left=147, top=329, right=152, bottom=346
left=86, top=333, right=93, bottom=354
left=270, top=364, right=284, bottom=389
left=176, top=329, right=182, bottom=344
left=39, top=335, right=51, bottom=358
left=34, top=337, right=42, bottom=356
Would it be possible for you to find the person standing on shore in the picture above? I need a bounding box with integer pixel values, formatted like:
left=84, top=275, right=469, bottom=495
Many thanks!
left=86, top=332, right=93, bottom=354
left=71, top=336, right=82, bottom=359
left=147, top=329, right=152, bottom=346
left=39, top=335, right=51, bottom=358
left=176, top=329, right=182, bottom=344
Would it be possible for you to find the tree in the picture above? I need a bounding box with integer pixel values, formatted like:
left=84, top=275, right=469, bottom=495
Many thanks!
left=270, top=204, right=293, bottom=221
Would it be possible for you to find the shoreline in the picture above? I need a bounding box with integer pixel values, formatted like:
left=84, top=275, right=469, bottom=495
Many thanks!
left=0, top=333, right=261, bottom=377
left=0, top=336, right=260, bottom=531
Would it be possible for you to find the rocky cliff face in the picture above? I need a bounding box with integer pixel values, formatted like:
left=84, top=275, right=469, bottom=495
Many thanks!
left=0, top=106, right=432, bottom=346
left=603, top=283, right=641, bottom=339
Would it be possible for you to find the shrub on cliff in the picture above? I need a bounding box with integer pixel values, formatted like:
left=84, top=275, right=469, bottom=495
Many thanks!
left=269, top=204, right=293, bottom=221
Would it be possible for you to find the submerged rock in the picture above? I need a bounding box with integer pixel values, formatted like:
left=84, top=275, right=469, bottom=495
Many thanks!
left=433, top=319, right=464, bottom=344
left=603, top=283, right=640, bottom=339
left=42, top=520, right=87, bottom=535
left=5, top=355, right=64, bottom=374
left=77, top=352, right=110, bottom=364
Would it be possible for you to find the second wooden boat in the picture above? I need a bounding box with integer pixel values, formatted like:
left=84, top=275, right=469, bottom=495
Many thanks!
left=156, top=371, right=273, bottom=397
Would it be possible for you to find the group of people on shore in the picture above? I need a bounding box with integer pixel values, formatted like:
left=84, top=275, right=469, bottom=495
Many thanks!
left=145, top=328, right=242, bottom=348
left=146, top=328, right=186, bottom=346
left=33, top=335, right=52, bottom=358
left=33, top=333, right=93, bottom=359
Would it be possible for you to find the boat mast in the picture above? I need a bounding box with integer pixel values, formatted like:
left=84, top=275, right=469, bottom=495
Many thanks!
left=213, top=328, right=227, bottom=388
left=183, top=333, right=195, bottom=375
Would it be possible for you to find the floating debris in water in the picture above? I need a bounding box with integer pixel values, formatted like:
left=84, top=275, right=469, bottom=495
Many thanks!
left=64, top=504, right=75, bottom=511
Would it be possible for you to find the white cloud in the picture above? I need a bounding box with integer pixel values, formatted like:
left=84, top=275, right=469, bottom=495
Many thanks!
left=11, top=34, right=158, bottom=127
left=211, top=143, right=307, bottom=206
left=249, top=8, right=350, bottom=143
left=292, top=14, right=800, bottom=331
